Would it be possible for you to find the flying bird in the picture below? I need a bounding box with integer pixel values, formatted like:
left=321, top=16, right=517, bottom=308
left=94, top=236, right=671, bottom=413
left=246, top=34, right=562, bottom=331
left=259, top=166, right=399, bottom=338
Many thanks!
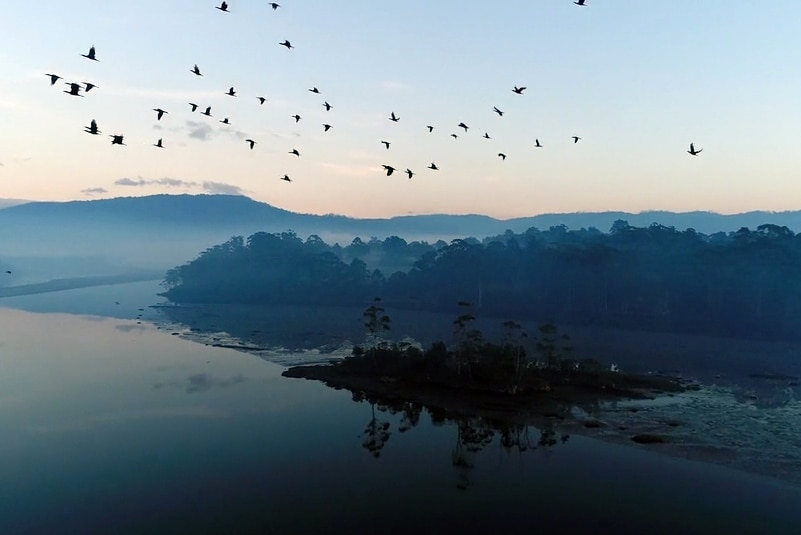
left=458, top=122, right=469, bottom=132
left=512, top=86, right=526, bottom=94
left=154, top=138, right=164, bottom=148
left=269, top=3, right=280, bottom=9
left=534, top=139, right=542, bottom=148
left=289, top=149, right=300, bottom=157
left=245, top=139, right=257, bottom=150
left=110, top=134, right=125, bottom=145
left=83, top=82, right=98, bottom=92
left=380, top=140, right=390, bottom=150
left=226, top=87, right=236, bottom=97
left=81, top=46, right=98, bottom=61
left=426, top=125, right=434, bottom=133
left=279, top=40, right=294, bottom=49
left=280, top=174, right=291, bottom=182
left=45, top=73, right=62, bottom=86
left=428, top=162, right=438, bottom=170
left=309, top=87, right=320, bottom=94
left=483, top=132, right=491, bottom=139
left=574, top=0, right=587, bottom=5
left=291, top=114, right=301, bottom=123
left=153, top=108, right=167, bottom=121
left=258, top=96, right=267, bottom=105
left=84, top=119, right=101, bottom=135
left=389, top=112, right=400, bottom=122
left=687, top=142, right=703, bottom=156
left=220, top=117, right=231, bottom=125
left=450, top=133, right=458, bottom=139
left=64, top=82, right=83, bottom=97
left=216, top=2, right=229, bottom=12
left=322, top=123, right=332, bottom=132
left=572, top=136, right=581, bottom=143
left=201, top=106, right=213, bottom=117
left=323, top=101, right=332, bottom=111
left=190, top=64, right=203, bottom=76
left=493, top=106, right=504, bottom=116
left=382, top=165, right=396, bottom=176
left=498, top=153, right=507, bottom=160
left=189, top=102, right=199, bottom=112
left=405, top=169, right=414, bottom=179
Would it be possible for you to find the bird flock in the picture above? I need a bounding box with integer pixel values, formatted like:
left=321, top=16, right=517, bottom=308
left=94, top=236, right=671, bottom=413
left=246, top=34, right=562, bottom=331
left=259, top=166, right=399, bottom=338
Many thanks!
left=42, top=0, right=703, bottom=189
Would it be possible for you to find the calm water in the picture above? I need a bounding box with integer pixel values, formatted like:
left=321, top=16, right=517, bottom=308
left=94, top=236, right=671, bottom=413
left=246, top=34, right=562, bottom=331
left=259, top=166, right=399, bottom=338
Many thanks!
left=1, top=285, right=801, bottom=533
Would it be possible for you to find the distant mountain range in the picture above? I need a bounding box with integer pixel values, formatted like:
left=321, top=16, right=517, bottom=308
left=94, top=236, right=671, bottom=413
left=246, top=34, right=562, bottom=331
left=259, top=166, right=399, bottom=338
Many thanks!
left=2, top=194, right=801, bottom=284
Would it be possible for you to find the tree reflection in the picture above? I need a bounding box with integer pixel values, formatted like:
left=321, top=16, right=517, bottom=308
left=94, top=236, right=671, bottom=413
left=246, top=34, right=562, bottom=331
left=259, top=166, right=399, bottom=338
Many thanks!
left=351, top=389, right=575, bottom=491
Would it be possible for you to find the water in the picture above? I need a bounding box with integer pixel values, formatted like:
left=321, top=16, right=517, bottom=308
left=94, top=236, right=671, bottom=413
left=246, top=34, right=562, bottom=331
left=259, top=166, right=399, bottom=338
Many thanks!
left=1, top=286, right=800, bottom=533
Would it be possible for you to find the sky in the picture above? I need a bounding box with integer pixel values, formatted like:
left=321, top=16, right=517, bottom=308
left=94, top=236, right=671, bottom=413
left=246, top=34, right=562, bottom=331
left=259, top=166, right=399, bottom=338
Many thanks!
left=2, top=1, right=801, bottom=219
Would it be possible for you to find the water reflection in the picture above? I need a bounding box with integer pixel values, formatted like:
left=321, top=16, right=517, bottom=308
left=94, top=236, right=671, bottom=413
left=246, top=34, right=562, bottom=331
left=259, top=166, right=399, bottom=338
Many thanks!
left=350, top=388, right=577, bottom=491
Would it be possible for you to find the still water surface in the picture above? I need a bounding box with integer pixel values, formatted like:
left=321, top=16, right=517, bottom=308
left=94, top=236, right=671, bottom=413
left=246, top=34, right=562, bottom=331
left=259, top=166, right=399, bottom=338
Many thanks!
left=1, top=285, right=800, bottom=533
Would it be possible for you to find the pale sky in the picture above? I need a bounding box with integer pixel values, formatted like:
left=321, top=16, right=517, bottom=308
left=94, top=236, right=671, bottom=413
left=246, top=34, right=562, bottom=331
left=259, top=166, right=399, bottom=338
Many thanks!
left=2, top=1, right=801, bottom=218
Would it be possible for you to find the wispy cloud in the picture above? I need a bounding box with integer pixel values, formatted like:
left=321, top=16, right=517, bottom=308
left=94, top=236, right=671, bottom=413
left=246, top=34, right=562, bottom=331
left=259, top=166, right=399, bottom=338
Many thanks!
left=81, top=187, right=108, bottom=196
left=114, top=176, right=244, bottom=195
left=187, top=121, right=214, bottom=141
left=202, top=181, right=244, bottom=195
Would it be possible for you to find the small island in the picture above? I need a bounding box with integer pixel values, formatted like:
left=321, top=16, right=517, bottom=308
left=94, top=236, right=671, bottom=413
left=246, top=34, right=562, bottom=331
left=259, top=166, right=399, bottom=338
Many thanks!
left=283, top=298, right=694, bottom=418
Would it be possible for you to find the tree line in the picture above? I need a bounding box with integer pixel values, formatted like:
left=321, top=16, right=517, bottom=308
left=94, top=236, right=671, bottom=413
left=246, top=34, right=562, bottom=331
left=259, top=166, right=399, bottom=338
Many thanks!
left=161, top=221, right=801, bottom=341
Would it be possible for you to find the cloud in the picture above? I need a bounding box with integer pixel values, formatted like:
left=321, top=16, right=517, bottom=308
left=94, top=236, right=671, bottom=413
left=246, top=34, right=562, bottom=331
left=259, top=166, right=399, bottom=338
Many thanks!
left=115, top=176, right=199, bottom=188
left=202, top=181, right=244, bottom=195
left=81, top=187, right=108, bottom=196
left=113, top=176, right=243, bottom=195
left=187, top=121, right=214, bottom=141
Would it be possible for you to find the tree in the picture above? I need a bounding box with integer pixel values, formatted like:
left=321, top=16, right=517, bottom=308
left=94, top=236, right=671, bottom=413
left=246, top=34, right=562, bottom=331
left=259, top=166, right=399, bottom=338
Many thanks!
left=363, top=297, right=391, bottom=359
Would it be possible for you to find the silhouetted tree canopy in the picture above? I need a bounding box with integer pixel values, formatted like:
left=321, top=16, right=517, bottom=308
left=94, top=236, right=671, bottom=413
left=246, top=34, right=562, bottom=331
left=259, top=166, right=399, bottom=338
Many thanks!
left=161, top=223, right=801, bottom=341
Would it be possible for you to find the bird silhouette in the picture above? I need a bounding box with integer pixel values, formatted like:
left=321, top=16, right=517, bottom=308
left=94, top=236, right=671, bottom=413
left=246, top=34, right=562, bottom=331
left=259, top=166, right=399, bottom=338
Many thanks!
left=483, top=132, right=491, bottom=139
left=110, top=134, right=125, bottom=145
left=189, top=102, right=199, bottom=112
left=258, top=96, right=267, bottom=105
left=289, top=149, right=300, bottom=157
left=81, top=46, right=98, bottom=61
left=389, top=112, right=400, bottom=122
left=405, top=169, right=414, bottom=179
left=280, top=174, right=291, bottom=182
left=428, top=162, right=439, bottom=170
left=220, top=117, right=231, bottom=125
left=64, top=82, right=83, bottom=97
left=426, top=125, right=434, bottom=133
left=245, top=139, right=257, bottom=149
left=225, top=87, right=236, bottom=97
left=687, top=142, right=703, bottom=156
left=4, top=270, right=11, bottom=274
left=450, top=133, right=458, bottom=139
left=322, top=123, right=332, bottom=132
left=215, top=1, right=229, bottom=12
left=83, top=82, right=98, bottom=92
left=309, top=87, right=320, bottom=94
left=291, top=114, right=301, bottom=123
left=279, top=40, right=294, bottom=49
left=493, top=106, right=504, bottom=116
left=512, top=86, right=526, bottom=94
left=190, top=64, right=203, bottom=76
left=201, top=106, right=213, bottom=117
left=498, top=153, right=507, bottom=160
left=323, top=101, right=332, bottom=111
left=84, top=119, right=101, bottom=135
left=574, top=0, right=587, bottom=5
left=382, top=165, right=396, bottom=176
left=269, top=3, right=280, bottom=10
left=458, top=122, right=469, bottom=132
left=381, top=140, right=390, bottom=150
left=45, top=73, right=62, bottom=86
left=534, top=139, right=542, bottom=148
left=154, top=138, right=164, bottom=148
left=572, top=136, right=581, bottom=143
left=153, top=108, right=167, bottom=121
